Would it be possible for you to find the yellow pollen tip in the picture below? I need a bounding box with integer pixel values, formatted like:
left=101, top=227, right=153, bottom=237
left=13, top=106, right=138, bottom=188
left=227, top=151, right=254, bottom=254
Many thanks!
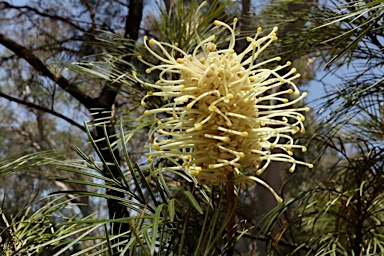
left=174, top=42, right=179, bottom=47
left=146, top=166, right=150, bottom=170
left=302, top=147, right=307, bottom=152
left=208, top=164, right=215, bottom=169
left=287, top=89, right=293, bottom=94
left=180, top=85, right=185, bottom=90
left=171, top=148, right=177, bottom=152
left=270, top=144, right=275, bottom=149
left=147, top=138, right=152, bottom=143
left=137, top=55, right=142, bottom=60
left=223, top=137, right=231, bottom=142
left=251, top=42, right=257, bottom=48
left=186, top=104, right=192, bottom=109
left=202, top=1, right=207, bottom=6
left=135, top=118, right=140, bottom=122
left=211, top=35, right=216, bottom=41
left=257, top=27, right=262, bottom=32
left=246, top=37, right=252, bottom=42
left=302, top=92, right=308, bottom=97
left=141, top=102, right=146, bottom=107
left=147, top=91, right=153, bottom=96
left=276, top=57, right=281, bottom=61
left=157, top=120, right=162, bottom=125
left=289, top=167, right=294, bottom=173
left=296, top=74, right=301, bottom=78
left=227, top=94, right=234, bottom=99
left=149, top=39, right=156, bottom=47
left=286, top=146, right=292, bottom=151
left=143, top=36, right=148, bottom=40
left=214, top=20, right=220, bottom=26
left=294, top=91, right=300, bottom=96
left=273, top=36, right=278, bottom=41
left=291, top=68, right=297, bottom=73
left=209, top=106, right=217, bottom=111
left=260, top=122, right=266, bottom=126
left=301, top=129, right=306, bottom=134
left=280, top=78, right=286, bottom=83
left=286, top=61, right=292, bottom=66
left=308, top=164, right=314, bottom=168
left=294, top=126, right=300, bottom=132
left=164, top=97, right=168, bottom=101
left=144, top=110, right=150, bottom=116
left=229, top=49, right=235, bottom=54
left=195, top=124, right=203, bottom=130
left=301, top=116, right=305, bottom=121
left=283, top=99, right=289, bottom=103
left=192, top=171, right=199, bottom=177
left=271, top=33, right=276, bottom=37
left=186, top=155, right=192, bottom=160
left=305, top=107, right=310, bottom=112
left=183, top=162, right=190, bottom=167
left=242, top=131, right=249, bottom=137
left=282, top=117, right=288, bottom=122
left=146, top=69, right=151, bottom=74
left=148, top=159, right=153, bottom=163
left=233, top=163, right=241, bottom=168
left=288, top=151, right=293, bottom=156
left=239, top=152, right=245, bottom=158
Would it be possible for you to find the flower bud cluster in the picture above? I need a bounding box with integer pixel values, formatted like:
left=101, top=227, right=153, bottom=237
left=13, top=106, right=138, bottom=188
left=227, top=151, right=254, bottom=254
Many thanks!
left=135, top=6, right=312, bottom=198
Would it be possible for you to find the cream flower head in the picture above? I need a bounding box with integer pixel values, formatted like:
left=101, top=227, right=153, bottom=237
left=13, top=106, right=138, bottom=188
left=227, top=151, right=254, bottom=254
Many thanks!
left=134, top=2, right=312, bottom=201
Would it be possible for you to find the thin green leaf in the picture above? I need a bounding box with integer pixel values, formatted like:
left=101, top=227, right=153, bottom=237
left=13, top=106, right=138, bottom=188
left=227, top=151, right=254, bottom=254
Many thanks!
left=151, top=204, right=165, bottom=255
left=183, top=191, right=203, bottom=214
left=168, top=199, right=175, bottom=222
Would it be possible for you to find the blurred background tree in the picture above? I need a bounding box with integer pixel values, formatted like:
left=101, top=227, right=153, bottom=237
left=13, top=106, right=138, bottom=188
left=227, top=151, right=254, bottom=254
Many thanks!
left=0, top=0, right=145, bottom=237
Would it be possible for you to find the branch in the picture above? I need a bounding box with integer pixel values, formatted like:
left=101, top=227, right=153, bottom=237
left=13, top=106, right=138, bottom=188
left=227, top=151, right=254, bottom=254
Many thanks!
left=95, top=0, right=144, bottom=107
left=123, top=0, right=143, bottom=40
left=0, top=91, right=87, bottom=133
left=0, top=32, right=95, bottom=109
left=0, top=1, right=86, bottom=32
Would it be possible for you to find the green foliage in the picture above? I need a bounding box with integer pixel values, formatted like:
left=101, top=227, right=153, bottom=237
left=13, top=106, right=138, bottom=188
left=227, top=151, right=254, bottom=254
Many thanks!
left=0, top=124, right=244, bottom=255
left=0, top=195, right=96, bottom=256
left=261, top=141, right=384, bottom=255
left=150, top=0, right=233, bottom=53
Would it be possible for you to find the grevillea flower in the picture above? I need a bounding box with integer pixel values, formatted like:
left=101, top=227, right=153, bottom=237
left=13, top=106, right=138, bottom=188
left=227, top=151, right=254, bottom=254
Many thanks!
left=134, top=2, right=312, bottom=201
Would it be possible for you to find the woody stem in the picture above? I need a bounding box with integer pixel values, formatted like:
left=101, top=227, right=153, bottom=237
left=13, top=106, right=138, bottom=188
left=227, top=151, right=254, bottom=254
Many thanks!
left=226, top=173, right=236, bottom=256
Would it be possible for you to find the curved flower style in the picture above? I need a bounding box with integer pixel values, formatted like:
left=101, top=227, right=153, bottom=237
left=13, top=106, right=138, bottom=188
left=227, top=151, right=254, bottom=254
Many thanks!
left=135, top=6, right=312, bottom=199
